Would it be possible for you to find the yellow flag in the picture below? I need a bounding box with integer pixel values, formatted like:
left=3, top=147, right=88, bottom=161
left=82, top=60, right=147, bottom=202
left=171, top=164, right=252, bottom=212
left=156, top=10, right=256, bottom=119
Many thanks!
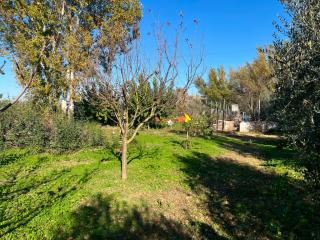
left=184, top=113, right=191, bottom=123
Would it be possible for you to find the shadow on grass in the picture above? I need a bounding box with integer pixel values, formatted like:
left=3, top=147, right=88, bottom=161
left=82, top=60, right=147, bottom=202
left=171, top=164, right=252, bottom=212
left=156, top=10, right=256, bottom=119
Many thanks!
left=104, top=141, right=160, bottom=165
left=0, top=151, right=29, bottom=166
left=170, top=139, right=186, bottom=149
left=53, top=193, right=226, bottom=240
left=127, top=144, right=160, bottom=165
left=0, top=164, right=97, bottom=238
left=169, top=130, right=299, bottom=170
left=209, top=133, right=301, bottom=170
left=224, top=133, right=284, bottom=146
left=177, top=151, right=320, bottom=239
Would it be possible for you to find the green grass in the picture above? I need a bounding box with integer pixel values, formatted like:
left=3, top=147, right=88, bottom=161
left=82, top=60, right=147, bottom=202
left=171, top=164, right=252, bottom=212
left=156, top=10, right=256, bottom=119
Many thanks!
left=0, top=129, right=319, bottom=239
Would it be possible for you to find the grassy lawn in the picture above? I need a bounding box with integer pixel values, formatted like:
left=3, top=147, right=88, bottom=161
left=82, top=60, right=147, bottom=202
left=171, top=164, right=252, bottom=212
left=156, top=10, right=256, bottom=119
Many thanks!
left=0, top=129, right=319, bottom=239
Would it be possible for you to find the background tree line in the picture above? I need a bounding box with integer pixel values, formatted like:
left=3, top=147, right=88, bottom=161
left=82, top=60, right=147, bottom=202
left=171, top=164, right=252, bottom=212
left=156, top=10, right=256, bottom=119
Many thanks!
left=195, top=48, right=273, bottom=130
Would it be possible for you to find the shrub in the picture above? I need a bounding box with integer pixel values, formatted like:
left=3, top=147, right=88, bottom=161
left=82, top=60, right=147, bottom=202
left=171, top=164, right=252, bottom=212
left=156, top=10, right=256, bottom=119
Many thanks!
left=0, top=102, right=46, bottom=149
left=51, top=116, right=84, bottom=151
left=0, top=101, right=105, bottom=152
left=6, top=108, right=47, bottom=149
left=82, top=122, right=105, bottom=148
left=188, top=115, right=212, bottom=137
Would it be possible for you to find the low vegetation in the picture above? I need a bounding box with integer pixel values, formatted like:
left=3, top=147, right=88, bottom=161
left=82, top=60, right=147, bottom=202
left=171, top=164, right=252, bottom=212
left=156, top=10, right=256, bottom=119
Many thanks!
left=1, top=129, right=319, bottom=239
left=0, top=101, right=105, bottom=152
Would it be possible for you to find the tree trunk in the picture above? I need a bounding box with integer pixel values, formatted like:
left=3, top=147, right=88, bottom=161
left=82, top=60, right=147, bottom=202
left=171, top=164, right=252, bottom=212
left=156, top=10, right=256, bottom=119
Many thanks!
left=121, top=128, right=128, bottom=180
left=215, top=102, right=219, bottom=131
left=222, top=99, right=225, bottom=131
left=249, top=93, right=254, bottom=118
left=185, top=130, right=189, bottom=149
left=66, top=70, right=74, bottom=118
left=258, top=97, right=261, bottom=121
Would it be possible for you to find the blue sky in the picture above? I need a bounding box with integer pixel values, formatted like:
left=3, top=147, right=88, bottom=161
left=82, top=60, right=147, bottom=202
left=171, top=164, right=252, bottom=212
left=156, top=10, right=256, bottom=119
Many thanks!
left=0, top=0, right=285, bottom=98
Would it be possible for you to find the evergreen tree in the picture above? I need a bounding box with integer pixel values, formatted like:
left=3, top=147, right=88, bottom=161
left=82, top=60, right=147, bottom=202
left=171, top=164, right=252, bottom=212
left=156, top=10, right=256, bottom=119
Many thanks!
left=196, top=66, right=231, bottom=130
left=230, top=49, right=273, bottom=120
left=271, top=0, right=320, bottom=190
left=196, top=66, right=231, bottom=103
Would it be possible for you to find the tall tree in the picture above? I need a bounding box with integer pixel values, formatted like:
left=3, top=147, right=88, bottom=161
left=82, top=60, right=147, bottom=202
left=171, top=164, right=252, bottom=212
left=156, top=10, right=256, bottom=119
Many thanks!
left=196, top=66, right=231, bottom=130
left=196, top=66, right=231, bottom=103
left=271, top=0, right=320, bottom=189
left=0, top=0, right=141, bottom=112
left=230, top=49, right=273, bottom=120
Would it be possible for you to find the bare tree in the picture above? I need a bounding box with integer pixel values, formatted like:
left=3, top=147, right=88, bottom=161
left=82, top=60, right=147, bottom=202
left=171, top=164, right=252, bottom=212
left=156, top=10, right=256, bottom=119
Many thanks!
left=88, top=21, right=203, bottom=180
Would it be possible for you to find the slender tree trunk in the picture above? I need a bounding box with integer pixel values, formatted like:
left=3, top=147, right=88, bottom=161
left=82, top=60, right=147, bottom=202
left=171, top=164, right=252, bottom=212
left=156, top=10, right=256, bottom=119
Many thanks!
left=258, top=97, right=261, bottom=121
left=249, top=93, right=254, bottom=118
left=121, top=114, right=129, bottom=180
left=185, top=128, right=190, bottom=149
left=222, top=99, right=225, bottom=131
left=66, top=69, right=74, bottom=118
left=215, top=102, right=219, bottom=131
left=121, top=131, right=128, bottom=180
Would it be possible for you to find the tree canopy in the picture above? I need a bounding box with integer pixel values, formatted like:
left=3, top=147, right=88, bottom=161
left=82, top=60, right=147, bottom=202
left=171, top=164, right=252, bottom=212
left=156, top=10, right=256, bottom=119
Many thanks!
left=230, top=49, right=273, bottom=119
left=0, top=0, right=141, bottom=110
left=196, top=66, right=231, bottom=103
left=271, top=0, right=320, bottom=189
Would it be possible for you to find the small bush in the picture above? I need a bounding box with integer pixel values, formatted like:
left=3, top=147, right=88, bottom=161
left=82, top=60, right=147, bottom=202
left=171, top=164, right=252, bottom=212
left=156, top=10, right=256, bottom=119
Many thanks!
left=51, top=116, right=84, bottom=151
left=0, top=102, right=46, bottom=149
left=6, top=108, right=47, bottom=149
left=187, top=115, right=212, bottom=137
left=82, top=122, right=105, bottom=147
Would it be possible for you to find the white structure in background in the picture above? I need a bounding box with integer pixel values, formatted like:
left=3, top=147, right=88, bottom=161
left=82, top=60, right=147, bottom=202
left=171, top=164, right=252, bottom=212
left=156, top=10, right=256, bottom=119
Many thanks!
left=61, top=69, right=75, bottom=116
left=231, top=104, right=239, bottom=112
left=61, top=99, right=74, bottom=114
left=240, top=121, right=253, bottom=133
left=239, top=112, right=253, bottom=132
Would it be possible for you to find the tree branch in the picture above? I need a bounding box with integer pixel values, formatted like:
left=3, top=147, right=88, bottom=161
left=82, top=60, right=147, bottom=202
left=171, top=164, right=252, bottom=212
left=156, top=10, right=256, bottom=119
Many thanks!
left=127, top=108, right=155, bottom=144
left=0, top=45, right=46, bottom=113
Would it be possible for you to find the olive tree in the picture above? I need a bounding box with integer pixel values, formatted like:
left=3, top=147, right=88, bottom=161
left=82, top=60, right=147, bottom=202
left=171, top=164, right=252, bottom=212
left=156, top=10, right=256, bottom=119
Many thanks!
left=271, top=0, right=320, bottom=190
